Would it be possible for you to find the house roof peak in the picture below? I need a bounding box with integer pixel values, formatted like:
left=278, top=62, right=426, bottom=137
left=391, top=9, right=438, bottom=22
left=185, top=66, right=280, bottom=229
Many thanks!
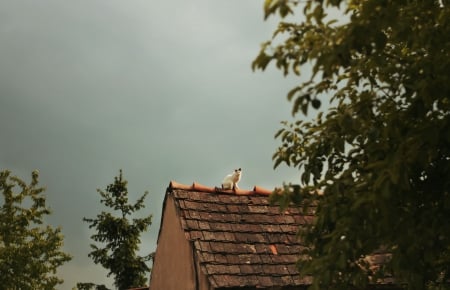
left=163, top=182, right=311, bottom=288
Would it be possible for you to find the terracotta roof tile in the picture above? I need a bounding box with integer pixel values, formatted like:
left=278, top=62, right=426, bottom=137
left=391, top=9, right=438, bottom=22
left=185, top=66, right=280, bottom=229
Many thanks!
left=167, top=181, right=307, bottom=288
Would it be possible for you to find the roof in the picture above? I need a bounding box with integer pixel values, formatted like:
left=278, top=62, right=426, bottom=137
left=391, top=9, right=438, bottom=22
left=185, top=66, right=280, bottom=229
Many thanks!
left=165, top=181, right=313, bottom=289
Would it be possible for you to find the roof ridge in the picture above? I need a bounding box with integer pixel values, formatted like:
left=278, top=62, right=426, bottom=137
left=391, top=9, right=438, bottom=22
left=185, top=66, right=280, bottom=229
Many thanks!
left=169, top=181, right=273, bottom=196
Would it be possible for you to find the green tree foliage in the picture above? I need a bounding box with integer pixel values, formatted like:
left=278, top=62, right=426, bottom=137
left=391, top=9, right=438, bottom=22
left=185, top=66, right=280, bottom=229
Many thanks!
left=0, top=170, right=72, bottom=289
left=253, top=1, right=450, bottom=289
left=74, top=282, right=109, bottom=290
left=82, top=170, right=152, bottom=290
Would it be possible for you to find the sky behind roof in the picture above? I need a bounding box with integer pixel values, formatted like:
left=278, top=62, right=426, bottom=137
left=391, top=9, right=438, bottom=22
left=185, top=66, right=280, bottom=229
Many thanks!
left=0, top=0, right=312, bottom=288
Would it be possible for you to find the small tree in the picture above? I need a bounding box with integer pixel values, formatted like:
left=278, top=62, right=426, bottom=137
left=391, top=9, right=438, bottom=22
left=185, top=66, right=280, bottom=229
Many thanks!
left=83, top=170, right=152, bottom=290
left=0, top=169, right=72, bottom=289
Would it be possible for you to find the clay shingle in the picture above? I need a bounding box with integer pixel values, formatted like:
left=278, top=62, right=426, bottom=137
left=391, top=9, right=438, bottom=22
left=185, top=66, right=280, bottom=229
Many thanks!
left=168, top=183, right=311, bottom=289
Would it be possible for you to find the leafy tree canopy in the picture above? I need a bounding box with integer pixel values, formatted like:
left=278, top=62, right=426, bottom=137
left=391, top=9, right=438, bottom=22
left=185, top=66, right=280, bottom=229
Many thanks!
left=253, top=1, right=450, bottom=289
left=81, top=170, right=152, bottom=290
left=0, top=170, right=72, bottom=290
left=74, top=282, right=109, bottom=290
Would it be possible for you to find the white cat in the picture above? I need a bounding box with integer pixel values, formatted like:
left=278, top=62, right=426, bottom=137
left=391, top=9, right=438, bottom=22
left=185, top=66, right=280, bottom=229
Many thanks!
left=221, top=168, right=242, bottom=190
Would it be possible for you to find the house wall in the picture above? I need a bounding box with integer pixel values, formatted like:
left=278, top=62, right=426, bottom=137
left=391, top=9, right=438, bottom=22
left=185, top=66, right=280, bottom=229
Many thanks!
left=196, top=254, right=212, bottom=290
left=149, top=196, right=197, bottom=290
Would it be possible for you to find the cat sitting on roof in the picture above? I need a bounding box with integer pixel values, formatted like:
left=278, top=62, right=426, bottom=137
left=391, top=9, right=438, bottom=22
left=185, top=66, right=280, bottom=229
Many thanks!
left=221, top=168, right=242, bottom=190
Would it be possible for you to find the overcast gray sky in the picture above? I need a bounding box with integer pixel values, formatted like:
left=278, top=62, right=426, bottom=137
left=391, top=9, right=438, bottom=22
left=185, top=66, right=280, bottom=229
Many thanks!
left=0, top=0, right=310, bottom=288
